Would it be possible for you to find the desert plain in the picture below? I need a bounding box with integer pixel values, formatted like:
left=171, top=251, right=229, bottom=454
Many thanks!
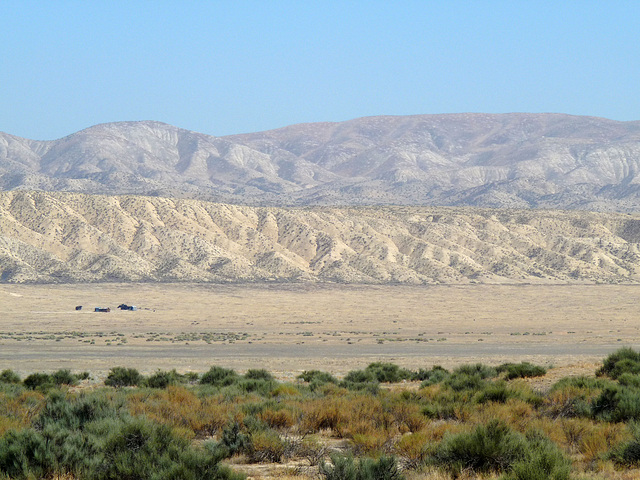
left=1, top=283, right=637, bottom=379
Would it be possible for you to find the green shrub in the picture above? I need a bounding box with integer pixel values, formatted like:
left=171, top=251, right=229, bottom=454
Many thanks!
left=219, top=422, right=252, bottom=456
left=244, top=369, right=275, bottom=381
left=298, top=370, right=338, bottom=384
left=453, top=363, right=497, bottom=379
left=497, top=362, right=547, bottom=380
left=550, top=375, right=610, bottom=392
left=0, top=369, right=21, bottom=384
left=341, top=369, right=380, bottom=394
left=364, top=362, right=412, bottom=383
left=592, top=385, right=640, bottom=422
left=475, top=381, right=513, bottom=404
left=432, top=419, right=527, bottom=475
left=319, top=454, right=404, bottom=480
left=608, top=423, right=640, bottom=466
left=319, top=454, right=358, bottom=480
left=104, top=367, right=142, bottom=387
left=597, top=347, right=640, bottom=379
left=23, top=373, right=53, bottom=390
left=443, top=372, right=487, bottom=392
left=52, top=369, right=78, bottom=386
left=343, top=369, right=378, bottom=384
left=200, top=366, right=239, bottom=387
left=431, top=420, right=569, bottom=479
left=415, top=365, right=450, bottom=385
left=146, top=369, right=183, bottom=388
left=618, top=373, right=640, bottom=388
left=0, top=429, right=56, bottom=479
left=35, top=392, right=117, bottom=431
left=247, top=429, right=285, bottom=463
left=504, top=431, right=570, bottom=480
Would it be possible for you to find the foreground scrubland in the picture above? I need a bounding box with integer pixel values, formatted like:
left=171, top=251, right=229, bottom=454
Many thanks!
left=4, top=350, right=640, bottom=479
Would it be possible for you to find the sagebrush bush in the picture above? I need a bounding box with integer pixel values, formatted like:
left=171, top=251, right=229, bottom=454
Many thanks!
left=51, top=369, right=78, bottom=386
left=591, top=384, right=640, bottom=422
left=104, top=367, right=142, bottom=387
left=319, top=454, right=404, bottom=480
left=145, top=369, right=183, bottom=388
left=23, top=373, right=53, bottom=390
left=618, top=373, right=640, bottom=388
left=244, top=369, right=274, bottom=381
left=297, top=370, right=338, bottom=389
left=607, top=422, right=640, bottom=466
left=0, top=369, right=20, bottom=384
left=504, top=431, right=570, bottom=480
left=219, top=421, right=251, bottom=456
left=340, top=370, right=380, bottom=394
left=247, top=429, right=286, bottom=463
left=0, top=428, right=59, bottom=479
left=432, top=419, right=528, bottom=474
left=364, top=363, right=413, bottom=383
left=597, top=347, right=640, bottom=379
left=497, top=362, right=547, bottom=380
left=415, top=365, right=450, bottom=386
left=200, top=366, right=239, bottom=387
left=92, top=417, right=242, bottom=480
left=431, top=419, right=569, bottom=479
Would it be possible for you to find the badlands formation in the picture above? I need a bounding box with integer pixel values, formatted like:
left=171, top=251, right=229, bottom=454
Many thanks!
left=0, top=191, right=639, bottom=284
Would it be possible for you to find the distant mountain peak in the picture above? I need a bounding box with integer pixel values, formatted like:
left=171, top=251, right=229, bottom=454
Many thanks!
left=2, top=113, right=640, bottom=211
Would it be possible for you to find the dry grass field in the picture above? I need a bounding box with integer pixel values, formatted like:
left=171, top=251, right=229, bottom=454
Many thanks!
left=1, top=283, right=638, bottom=378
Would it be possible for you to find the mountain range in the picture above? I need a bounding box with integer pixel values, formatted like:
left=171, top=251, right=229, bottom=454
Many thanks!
left=1, top=191, right=639, bottom=284
left=3, top=113, right=640, bottom=210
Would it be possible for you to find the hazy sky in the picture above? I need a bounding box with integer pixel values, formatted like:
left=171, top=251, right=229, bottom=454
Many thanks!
left=2, top=1, right=639, bottom=140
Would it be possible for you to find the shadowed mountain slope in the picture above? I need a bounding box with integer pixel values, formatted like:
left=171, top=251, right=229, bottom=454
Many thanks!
left=1, top=191, right=640, bottom=284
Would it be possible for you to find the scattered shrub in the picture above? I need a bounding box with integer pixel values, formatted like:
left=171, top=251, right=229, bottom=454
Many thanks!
left=432, top=419, right=528, bottom=475
left=505, top=431, right=571, bottom=480
left=497, top=362, right=547, bottom=380
left=452, top=363, right=497, bottom=379
left=51, top=369, right=78, bottom=386
left=415, top=365, right=450, bottom=385
left=219, top=421, right=252, bottom=457
left=340, top=370, right=380, bottom=394
left=431, top=420, right=569, bottom=479
left=0, top=369, right=21, bottom=384
left=23, top=373, right=53, bottom=390
left=200, top=366, right=239, bottom=387
left=244, top=369, right=274, bottom=381
left=618, top=373, right=640, bottom=388
left=146, top=369, right=183, bottom=389
left=297, top=370, right=338, bottom=385
left=319, top=454, right=404, bottom=480
left=608, top=423, right=640, bottom=466
left=591, top=384, right=640, bottom=422
left=92, top=417, right=242, bottom=480
left=104, top=367, right=142, bottom=387
left=597, top=347, right=640, bottom=379
left=0, top=428, right=56, bottom=479
left=364, top=362, right=412, bottom=383
left=247, top=429, right=285, bottom=463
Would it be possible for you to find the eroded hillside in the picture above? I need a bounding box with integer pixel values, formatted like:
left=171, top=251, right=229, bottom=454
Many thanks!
left=1, top=191, right=640, bottom=283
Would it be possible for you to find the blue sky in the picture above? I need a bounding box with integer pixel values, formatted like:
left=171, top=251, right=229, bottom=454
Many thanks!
left=2, top=1, right=639, bottom=140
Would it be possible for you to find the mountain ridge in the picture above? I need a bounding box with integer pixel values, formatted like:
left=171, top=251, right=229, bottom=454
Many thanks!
left=3, top=113, right=640, bottom=210
left=1, top=190, right=640, bottom=284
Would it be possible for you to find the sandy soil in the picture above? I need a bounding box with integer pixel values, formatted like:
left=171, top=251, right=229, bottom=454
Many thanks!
left=0, top=283, right=638, bottom=378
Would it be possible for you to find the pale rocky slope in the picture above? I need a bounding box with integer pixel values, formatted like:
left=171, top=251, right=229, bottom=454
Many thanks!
left=1, top=191, right=640, bottom=284
left=3, top=114, right=640, bottom=210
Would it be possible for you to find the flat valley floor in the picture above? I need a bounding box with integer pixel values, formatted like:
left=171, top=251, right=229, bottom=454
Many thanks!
left=0, top=283, right=638, bottom=379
